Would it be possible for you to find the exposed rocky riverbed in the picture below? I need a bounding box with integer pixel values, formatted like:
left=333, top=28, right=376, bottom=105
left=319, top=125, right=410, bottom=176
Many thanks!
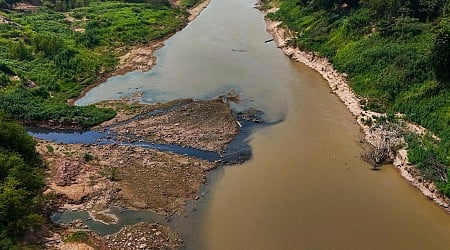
left=97, top=97, right=238, bottom=152
left=38, top=97, right=248, bottom=249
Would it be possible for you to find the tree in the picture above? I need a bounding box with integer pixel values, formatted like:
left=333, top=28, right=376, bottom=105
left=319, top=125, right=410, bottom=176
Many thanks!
left=0, top=0, right=21, bottom=8
left=32, top=33, right=65, bottom=58
left=310, top=0, right=360, bottom=10
left=8, top=40, right=33, bottom=61
left=0, top=114, right=39, bottom=165
left=0, top=73, right=10, bottom=87
left=418, top=0, right=447, bottom=21
left=361, top=0, right=401, bottom=18
left=431, top=28, right=450, bottom=85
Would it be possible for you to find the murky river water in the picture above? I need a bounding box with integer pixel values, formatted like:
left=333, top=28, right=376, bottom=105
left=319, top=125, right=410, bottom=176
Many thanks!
left=77, top=0, right=450, bottom=249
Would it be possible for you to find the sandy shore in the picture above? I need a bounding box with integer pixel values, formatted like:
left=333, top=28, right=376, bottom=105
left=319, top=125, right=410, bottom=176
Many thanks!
left=263, top=10, right=450, bottom=212
left=188, top=0, right=211, bottom=21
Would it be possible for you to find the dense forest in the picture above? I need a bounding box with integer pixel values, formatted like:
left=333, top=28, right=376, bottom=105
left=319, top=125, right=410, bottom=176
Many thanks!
left=266, top=0, right=450, bottom=196
left=0, top=0, right=189, bottom=128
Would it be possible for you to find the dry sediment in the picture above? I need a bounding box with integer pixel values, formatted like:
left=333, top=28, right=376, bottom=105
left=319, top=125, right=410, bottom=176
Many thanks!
left=53, top=223, right=180, bottom=250
left=105, top=222, right=182, bottom=250
left=109, top=99, right=239, bottom=152
left=188, top=0, right=211, bottom=21
left=94, top=98, right=192, bottom=128
left=39, top=141, right=213, bottom=249
left=264, top=11, right=450, bottom=211
left=39, top=141, right=215, bottom=218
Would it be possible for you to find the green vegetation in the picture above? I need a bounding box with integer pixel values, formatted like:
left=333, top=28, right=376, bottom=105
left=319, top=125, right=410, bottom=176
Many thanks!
left=0, top=0, right=188, bottom=127
left=0, top=113, right=44, bottom=248
left=107, top=166, right=119, bottom=181
left=64, top=231, right=89, bottom=243
left=83, top=152, right=94, bottom=162
left=267, top=0, right=450, bottom=195
left=179, top=0, right=203, bottom=8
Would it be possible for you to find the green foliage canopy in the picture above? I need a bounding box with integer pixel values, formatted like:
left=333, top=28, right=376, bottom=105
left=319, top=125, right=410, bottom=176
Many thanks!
left=0, top=114, right=44, bottom=248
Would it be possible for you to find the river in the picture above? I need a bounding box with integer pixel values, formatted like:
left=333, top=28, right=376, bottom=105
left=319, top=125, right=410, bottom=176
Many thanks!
left=77, top=0, right=450, bottom=249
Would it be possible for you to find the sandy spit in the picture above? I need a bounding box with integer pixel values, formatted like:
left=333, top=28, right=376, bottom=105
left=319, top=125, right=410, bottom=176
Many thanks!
left=263, top=10, right=449, bottom=212
left=188, top=0, right=211, bottom=21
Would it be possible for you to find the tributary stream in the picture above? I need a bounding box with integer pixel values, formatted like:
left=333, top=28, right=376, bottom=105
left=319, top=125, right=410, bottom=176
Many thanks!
left=76, top=0, right=450, bottom=249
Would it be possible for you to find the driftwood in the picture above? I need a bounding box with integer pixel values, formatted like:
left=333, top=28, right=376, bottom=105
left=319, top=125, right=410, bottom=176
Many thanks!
left=361, top=122, right=403, bottom=170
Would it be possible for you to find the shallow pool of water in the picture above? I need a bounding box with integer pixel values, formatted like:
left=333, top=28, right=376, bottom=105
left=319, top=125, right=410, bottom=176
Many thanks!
left=52, top=207, right=165, bottom=236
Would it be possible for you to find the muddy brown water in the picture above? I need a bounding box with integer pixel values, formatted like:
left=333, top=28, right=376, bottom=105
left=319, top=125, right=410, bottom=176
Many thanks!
left=77, top=0, right=450, bottom=249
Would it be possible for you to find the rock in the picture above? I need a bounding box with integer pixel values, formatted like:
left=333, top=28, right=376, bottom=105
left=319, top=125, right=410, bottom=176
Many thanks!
left=55, top=159, right=81, bottom=186
left=139, top=243, right=147, bottom=249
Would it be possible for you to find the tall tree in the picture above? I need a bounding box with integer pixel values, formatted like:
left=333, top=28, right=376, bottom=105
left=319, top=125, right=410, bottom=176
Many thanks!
left=431, top=28, right=450, bottom=85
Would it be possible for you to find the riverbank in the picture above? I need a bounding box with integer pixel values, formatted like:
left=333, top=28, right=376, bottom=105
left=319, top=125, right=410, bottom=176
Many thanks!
left=263, top=8, right=450, bottom=212
left=188, top=0, right=211, bottom=21
left=68, top=0, right=211, bottom=106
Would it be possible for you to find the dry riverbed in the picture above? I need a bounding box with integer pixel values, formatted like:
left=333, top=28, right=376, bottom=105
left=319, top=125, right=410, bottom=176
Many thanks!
left=40, top=97, right=240, bottom=249
left=101, top=98, right=238, bottom=152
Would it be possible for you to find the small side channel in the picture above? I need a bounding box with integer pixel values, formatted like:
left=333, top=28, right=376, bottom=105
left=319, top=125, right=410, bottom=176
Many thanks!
left=51, top=207, right=166, bottom=236
left=27, top=110, right=272, bottom=164
left=29, top=109, right=277, bottom=237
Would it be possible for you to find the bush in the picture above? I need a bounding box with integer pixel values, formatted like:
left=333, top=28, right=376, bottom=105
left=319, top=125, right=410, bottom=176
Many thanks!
left=64, top=231, right=89, bottom=243
left=83, top=152, right=94, bottom=162
left=431, top=28, right=450, bottom=84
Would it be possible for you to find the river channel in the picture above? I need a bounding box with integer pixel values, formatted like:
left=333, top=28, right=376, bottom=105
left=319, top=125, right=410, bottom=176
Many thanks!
left=76, top=0, right=450, bottom=249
